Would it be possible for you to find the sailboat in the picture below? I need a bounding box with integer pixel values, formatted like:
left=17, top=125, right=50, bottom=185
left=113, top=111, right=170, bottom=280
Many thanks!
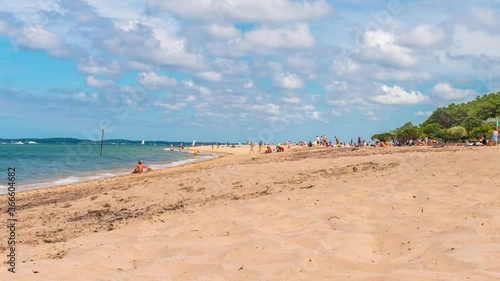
left=141, top=140, right=145, bottom=145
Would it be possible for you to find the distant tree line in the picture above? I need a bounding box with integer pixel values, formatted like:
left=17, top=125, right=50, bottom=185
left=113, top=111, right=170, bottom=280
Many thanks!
left=372, top=91, right=500, bottom=142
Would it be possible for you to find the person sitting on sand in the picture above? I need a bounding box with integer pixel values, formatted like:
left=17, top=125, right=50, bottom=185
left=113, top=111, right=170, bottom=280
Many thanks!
left=265, top=146, right=272, bottom=154
left=132, top=160, right=149, bottom=174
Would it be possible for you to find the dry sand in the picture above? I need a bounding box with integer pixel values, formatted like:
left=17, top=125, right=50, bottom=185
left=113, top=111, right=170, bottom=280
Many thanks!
left=1, top=146, right=500, bottom=280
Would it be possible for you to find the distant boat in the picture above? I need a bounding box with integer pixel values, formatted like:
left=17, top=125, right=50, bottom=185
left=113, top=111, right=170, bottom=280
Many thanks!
left=14, top=141, right=24, bottom=145
left=28, top=141, right=37, bottom=144
left=141, top=140, right=145, bottom=145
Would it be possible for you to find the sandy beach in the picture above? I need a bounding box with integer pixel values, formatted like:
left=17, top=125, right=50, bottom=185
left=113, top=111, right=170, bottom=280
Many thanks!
left=2, top=146, right=500, bottom=280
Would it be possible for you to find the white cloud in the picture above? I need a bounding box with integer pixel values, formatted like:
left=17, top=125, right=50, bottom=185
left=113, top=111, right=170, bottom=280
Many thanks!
left=275, top=72, right=304, bottom=89
left=185, top=95, right=197, bottom=102
left=357, top=30, right=418, bottom=67
left=414, top=111, right=433, bottom=117
left=127, top=61, right=157, bottom=72
left=155, top=101, right=187, bottom=111
left=102, top=21, right=205, bottom=69
left=85, top=76, right=114, bottom=88
left=249, top=103, right=281, bottom=115
left=332, top=57, right=360, bottom=75
left=243, top=79, right=254, bottom=89
left=470, top=7, right=498, bottom=29
left=311, top=111, right=321, bottom=121
left=327, top=97, right=368, bottom=107
left=302, top=104, right=315, bottom=111
left=195, top=71, right=223, bottom=82
left=12, top=26, right=66, bottom=57
left=401, top=24, right=446, bottom=48
left=183, top=80, right=211, bottom=96
left=207, top=24, right=240, bottom=39
left=431, top=83, right=475, bottom=100
left=78, top=56, right=122, bottom=77
left=146, top=0, right=331, bottom=23
left=373, top=70, right=432, bottom=81
left=331, top=109, right=342, bottom=116
left=283, top=96, right=301, bottom=104
left=214, top=58, right=250, bottom=75
left=451, top=25, right=500, bottom=57
left=287, top=53, right=316, bottom=72
left=325, top=81, right=348, bottom=92
left=243, top=23, right=315, bottom=51
left=372, top=85, right=429, bottom=105
left=138, top=72, right=177, bottom=90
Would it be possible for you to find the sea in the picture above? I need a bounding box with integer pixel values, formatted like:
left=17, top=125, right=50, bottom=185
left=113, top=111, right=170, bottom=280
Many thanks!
left=0, top=142, right=218, bottom=195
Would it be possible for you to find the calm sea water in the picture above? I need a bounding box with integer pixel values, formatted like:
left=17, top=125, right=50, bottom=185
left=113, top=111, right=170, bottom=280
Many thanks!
left=0, top=143, right=217, bottom=194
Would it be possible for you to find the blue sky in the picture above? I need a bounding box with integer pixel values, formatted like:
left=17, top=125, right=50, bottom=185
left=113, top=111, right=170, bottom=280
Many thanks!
left=1, top=0, right=500, bottom=142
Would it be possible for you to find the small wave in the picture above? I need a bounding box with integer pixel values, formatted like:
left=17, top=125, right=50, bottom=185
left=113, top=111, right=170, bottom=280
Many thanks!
left=52, top=176, right=82, bottom=186
left=149, top=153, right=220, bottom=170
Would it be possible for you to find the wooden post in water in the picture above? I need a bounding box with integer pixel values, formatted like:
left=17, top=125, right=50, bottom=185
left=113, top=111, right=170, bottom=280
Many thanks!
left=100, top=128, right=104, bottom=157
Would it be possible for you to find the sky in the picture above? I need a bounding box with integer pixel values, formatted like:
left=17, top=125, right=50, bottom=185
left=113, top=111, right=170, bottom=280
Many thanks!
left=1, top=0, right=500, bottom=143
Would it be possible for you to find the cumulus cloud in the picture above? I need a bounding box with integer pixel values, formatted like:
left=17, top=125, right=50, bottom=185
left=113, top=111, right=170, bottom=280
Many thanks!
left=469, top=7, right=499, bottom=31
left=214, top=58, right=250, bottom=75
left=414, top=111, right=433, bottom=117
left=431, top=83, right=476, bottom=100
left=243, top=79, right=254, bottom=88
left=146, top=0, right=331, bottom=23
left=401, top=24, right=447, bottom=48
left=372, top=70, right=432, bottom=81
left=331, top=109, right=342, bottom=116
left=451, top=25, right=500, bottom=57
left=78, top=56, right=122, bottom=77
left=100, top=21, right=205, bottom=69
left=283, top=96, right=301, bottom=104
left=207, top=24, right=240, bottom=39
left=325, top=81, right=348, bottom=92
left=85, top=76, right=114, bottom=88
left=155, top=101, right=187, bottom=111
left=12, top=26, right=68, bottom=57
left=372, top=85, right=429, bottom=105
left=332, top=57, right=360, bottom=75
left=275, top=72, right=304, bottom=89
left=195, top=71, right=223, bottom=82
left=244, top=23, right=315, bottom=51
left=357, top=30, right=418, bottom=67
left=138, top=72, right=177, bottom=90
left=183, top=80, right=211, bottom=96
left=249, top=103, right=281, bottom=116
left=287, top=53, right=316, bottom=73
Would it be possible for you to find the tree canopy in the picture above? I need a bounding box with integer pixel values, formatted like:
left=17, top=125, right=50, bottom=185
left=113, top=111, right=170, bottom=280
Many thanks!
left=372, top=91, right=500, bottom=142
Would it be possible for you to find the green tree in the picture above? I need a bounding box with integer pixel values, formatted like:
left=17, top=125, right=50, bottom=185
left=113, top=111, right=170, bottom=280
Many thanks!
left=397, top=127, right=422, bottom=142
left=391, top=122, right=415, bottom=135
left=434, top=129, right=448, bottom=141
left=461, top=116, right=483, bottom=132
left=422, top=123, right=442, bottom=138
left=469, top=124, right=494, bottom=138
left=371, top=132, right=393, bottom=142
left=483, top=117, right=497, bottom=127
left=473, top=102, right=496, bottom=120
left=424, top=108, right=452, bottom=128
left=447, top=126, right=467, bottom=141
